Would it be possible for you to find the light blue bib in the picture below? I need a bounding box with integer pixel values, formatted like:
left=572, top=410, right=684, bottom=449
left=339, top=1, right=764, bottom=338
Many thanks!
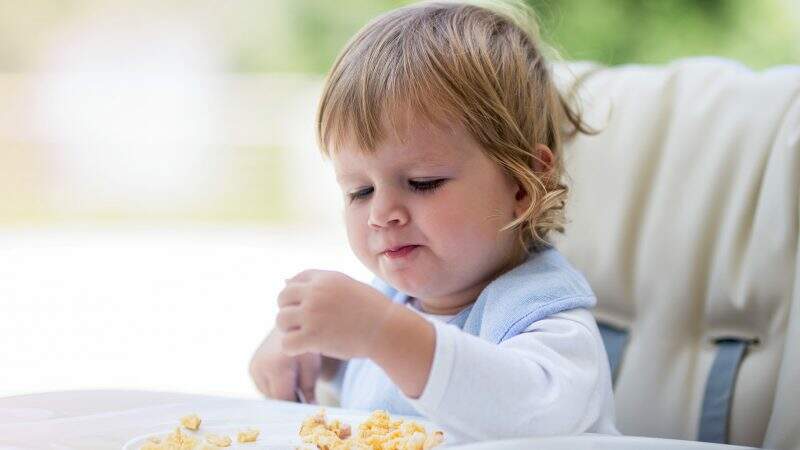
left=340, top=246, right=596, bottom=416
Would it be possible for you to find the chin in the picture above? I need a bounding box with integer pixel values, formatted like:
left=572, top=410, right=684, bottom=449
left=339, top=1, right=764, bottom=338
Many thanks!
left=381, top=272, right=432, bottom=297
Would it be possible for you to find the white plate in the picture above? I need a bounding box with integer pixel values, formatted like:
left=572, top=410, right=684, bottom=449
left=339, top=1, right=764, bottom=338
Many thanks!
left=123, top=414, right=447, bottom=449
left=451, top=435, right=758, bottom=450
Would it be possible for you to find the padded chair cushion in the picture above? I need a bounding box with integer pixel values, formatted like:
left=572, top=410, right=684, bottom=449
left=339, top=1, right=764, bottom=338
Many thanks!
left=553, top=58, right=800, bottom=448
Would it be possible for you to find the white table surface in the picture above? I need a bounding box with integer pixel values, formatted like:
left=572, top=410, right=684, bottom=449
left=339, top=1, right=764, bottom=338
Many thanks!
left=0, top=390, right=758, bottom=450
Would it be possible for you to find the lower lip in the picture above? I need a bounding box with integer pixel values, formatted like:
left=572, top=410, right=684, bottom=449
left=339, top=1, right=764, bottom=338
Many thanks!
left=383, top=245, right=419, bottom=259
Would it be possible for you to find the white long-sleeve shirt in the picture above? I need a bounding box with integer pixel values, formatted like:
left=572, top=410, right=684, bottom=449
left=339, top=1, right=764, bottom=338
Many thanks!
left=333, top=305, right=619, bottom=442
left=409, top=305, right=619, bottom=441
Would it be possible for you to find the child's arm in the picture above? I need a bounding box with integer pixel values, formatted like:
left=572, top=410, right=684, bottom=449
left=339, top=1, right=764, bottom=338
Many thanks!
left=362, top=301, right=435, bottom=398
left=405, top=309, right=617, bottom=441
left=249, top=328, right=322, bottom=403
left=275, top=269, right=436, bottom=398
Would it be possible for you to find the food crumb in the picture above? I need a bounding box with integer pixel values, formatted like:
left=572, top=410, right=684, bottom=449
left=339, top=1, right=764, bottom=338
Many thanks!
left=237, top=428, right=260, bottom=443
left=181, top=414, right=202, bottom=431
left=140, top=427, right=197, bottom=450
left=205, top=433, right=232, bottom=447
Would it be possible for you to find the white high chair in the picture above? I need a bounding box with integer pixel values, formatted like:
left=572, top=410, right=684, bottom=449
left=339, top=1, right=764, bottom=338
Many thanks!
left=553, top=57, right=800, bottom=449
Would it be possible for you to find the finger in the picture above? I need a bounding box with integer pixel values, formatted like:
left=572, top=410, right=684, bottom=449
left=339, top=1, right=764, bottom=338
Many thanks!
left=275, top=306, right=303, bottom=333
left=286, top=269, right=317, bottom=283
left=248, top=358, right=270, bottom=397
left=282, top=330, right=311, bottom=357
left=297, top=353, right=321, bottom=404
left=277, top=284, right=303, bottom=308
left=267, top=366, right=299, bottom=401
left=252, top=373, right=271, bottom=398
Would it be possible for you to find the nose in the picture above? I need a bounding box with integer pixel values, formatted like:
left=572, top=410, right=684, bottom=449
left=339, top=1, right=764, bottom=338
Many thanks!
left=368, top=188, right=409, bottom=229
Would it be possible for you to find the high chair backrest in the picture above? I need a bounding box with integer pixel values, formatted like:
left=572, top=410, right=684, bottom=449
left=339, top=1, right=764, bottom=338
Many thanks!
left=553, top=58, right=800, bottom=449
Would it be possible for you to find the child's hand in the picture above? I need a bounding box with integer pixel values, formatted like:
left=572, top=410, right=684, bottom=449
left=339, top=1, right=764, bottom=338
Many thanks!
left=249, top=328, right=320, bottom=403
left=276, top=270, right=395, bottom=360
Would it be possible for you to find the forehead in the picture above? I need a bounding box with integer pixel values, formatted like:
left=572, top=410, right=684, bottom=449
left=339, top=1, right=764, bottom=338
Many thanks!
left=332, top=119, right=480, bottom=178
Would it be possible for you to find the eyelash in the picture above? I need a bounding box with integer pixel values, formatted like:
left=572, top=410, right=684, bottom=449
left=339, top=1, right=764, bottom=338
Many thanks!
left=347, top=179, right=447, bottom=202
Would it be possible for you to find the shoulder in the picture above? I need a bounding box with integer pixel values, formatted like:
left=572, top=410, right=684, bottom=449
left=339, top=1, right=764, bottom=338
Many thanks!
left=506, top=309, right=605, bottom=362
left=489, top=246, right=596, bottom=302
left=523, top=308, right=601, bottom=337
left=470, top=248, right=597, bottom=342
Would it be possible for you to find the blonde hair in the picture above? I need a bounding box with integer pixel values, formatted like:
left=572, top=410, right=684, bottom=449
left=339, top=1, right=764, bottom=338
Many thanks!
left=317, top=1, right=594, bottom=264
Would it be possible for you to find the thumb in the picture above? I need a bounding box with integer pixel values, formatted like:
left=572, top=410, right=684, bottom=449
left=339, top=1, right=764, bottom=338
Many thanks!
left=297, top=353, right=321, bottom=404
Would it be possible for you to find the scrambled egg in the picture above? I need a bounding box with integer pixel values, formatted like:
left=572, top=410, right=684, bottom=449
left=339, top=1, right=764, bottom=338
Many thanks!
left=236, top=428, right=260, bottom=443
left=139, top=409, right=443, bottom=450
left=140, top=427, right=197, bottom=450
left=300, top=409, right=444, bottom=450
left=180, top=414, right=201, bottom=431
left=139, top=417, right=258, bottom=449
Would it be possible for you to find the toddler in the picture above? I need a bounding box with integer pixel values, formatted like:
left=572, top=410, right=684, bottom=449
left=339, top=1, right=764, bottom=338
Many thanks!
left=250, top=1, right=618, bottom=441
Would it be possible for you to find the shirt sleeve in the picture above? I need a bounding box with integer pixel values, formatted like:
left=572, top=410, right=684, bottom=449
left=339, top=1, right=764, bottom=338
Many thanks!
left=403, top=308, right=611, bottom=442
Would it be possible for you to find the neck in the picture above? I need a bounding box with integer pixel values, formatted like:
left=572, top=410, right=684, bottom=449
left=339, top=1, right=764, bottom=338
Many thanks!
left=415, top=254, right=527, bottom=315
left=415, top=280, right=488, bottom=315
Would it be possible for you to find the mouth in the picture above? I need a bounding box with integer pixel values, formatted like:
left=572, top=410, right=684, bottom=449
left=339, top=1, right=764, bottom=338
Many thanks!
left=383, top=245, right=420, bottom=259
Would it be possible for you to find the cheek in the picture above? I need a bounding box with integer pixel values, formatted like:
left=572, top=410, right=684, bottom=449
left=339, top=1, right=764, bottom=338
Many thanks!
left=344, top=208, right=372, bottom=260
left=421, top=198, right=485, bottom=248
left=427, top=191, right=514, bottom=252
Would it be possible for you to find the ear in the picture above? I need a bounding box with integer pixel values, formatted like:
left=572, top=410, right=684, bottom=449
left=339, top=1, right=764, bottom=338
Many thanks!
left=512, top=144, right=555, bottom=219
left=533, top=144, right=554, bottom=174
left=513, top=181, right=530, bottom=219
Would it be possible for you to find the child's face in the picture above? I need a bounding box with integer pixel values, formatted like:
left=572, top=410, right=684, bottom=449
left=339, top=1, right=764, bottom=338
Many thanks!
left=332, top=119, right=526, bottom=313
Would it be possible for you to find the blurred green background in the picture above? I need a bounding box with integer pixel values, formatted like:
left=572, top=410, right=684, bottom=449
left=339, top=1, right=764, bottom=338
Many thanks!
left=0, top=0, right=797, bottom=225
left=1, top=0, right=796, bottom=73
left=230, top=0, right=799, bottom=73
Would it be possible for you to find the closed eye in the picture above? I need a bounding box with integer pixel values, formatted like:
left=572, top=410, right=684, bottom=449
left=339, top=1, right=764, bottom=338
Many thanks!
left=347, top=178, right=447, bottom=203
left=409, top=178, right=447, bottom=193
left=347, top=186, right=373, bottom=202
